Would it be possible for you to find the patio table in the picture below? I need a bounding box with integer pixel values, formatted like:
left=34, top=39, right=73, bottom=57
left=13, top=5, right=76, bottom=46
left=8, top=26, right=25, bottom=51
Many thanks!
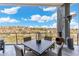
left=23, top=39, right=54, bottom=55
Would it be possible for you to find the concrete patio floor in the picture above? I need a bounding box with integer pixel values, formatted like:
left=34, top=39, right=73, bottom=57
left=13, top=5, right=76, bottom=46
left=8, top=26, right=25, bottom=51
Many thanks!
left=0, top=45, right=79, bottom=56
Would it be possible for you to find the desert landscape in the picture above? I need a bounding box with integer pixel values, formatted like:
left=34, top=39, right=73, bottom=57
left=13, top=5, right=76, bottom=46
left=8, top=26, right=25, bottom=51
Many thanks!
left=0, top=26, right=78, bottom=45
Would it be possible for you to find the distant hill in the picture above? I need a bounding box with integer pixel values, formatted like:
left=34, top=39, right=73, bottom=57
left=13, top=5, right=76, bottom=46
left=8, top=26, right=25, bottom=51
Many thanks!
left=0, top=26, right=78, bottom=34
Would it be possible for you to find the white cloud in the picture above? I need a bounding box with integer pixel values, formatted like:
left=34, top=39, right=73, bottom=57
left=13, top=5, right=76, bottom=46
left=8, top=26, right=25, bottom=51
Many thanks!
left=29, top=25, right=41, bottom=28
left=40, top=23, right=57, bottom=28
left=37, top=23, right=57, bottom=28
left=70, top=11, right=76, bottom=15
left=24, top=19, right=27, bottom=21
left=70, top=22, right=78, bottom=29
left=52, top=23, right=57, bottom=28
left=28, top=23, right=57, bottom=28
left=31, top=15, right=41, bottom=21
left=51, top=12, right=57, bottom=20
left=29, top=26, right=34, bottom=28
left=0, top=17, right=18, bottom=23
left=41, top=15, right=50, bottom=21
left=40, top=7, right=57, bottom=12
left=40, top=26, right=48, bottom=28
left=0, top=7, right=21, bottom=14
left=30, top=15, right=50, bottom=22
left=30, top=12, right=57, bottom=22
left=22, top=18, right=28, bottom=21
left=70, top=19, right=78, bottom=29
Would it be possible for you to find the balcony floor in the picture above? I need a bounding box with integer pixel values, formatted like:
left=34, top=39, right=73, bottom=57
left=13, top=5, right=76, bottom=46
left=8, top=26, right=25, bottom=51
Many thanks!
left=0, top=45, right=79, bottom=56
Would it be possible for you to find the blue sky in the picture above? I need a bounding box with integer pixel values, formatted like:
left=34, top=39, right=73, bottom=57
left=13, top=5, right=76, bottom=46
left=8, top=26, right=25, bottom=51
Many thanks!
left=0, top=3, right=78, bottom=29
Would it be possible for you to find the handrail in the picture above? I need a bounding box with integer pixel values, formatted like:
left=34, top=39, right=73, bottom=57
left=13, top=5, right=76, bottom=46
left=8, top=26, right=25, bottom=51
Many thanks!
left=0, top=32, right=53, bottom=34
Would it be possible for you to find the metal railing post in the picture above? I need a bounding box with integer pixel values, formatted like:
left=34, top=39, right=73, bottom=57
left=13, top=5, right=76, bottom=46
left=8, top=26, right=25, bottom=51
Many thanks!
left=15, top=33, right=18, bottom=44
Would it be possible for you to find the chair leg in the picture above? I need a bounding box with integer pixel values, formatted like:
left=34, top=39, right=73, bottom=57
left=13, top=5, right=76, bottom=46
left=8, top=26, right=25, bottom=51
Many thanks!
left=3, top=44, right=5, bottom=53
left=24, top=49, right=25, bottom=53
left=3, top=49, right=4, bottom=53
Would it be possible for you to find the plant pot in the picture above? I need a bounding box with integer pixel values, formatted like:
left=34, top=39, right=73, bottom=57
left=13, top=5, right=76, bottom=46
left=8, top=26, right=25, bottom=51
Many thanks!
left=36, top=40, right=41, bottom=44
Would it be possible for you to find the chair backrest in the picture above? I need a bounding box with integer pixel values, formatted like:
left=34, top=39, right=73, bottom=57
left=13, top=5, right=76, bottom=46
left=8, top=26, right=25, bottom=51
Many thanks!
left=57, top=44, right=63, bottom=56
left=44, top=36, right=52, bottom=41
left=14, top=45, right=24, bottom=56
left=0, top=40, right=4, bottom=49
left=24, top=37, right=31, bottom=42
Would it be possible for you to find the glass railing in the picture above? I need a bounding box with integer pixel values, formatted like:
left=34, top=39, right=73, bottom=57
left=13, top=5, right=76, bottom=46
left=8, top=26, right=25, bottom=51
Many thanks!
left=70, top=34, right=77, bottom=45
left=0, top=29, right=78, bottom=45
left=0, top=32, right=57, bottom=44
left=70, top=29, right=78, bottom=45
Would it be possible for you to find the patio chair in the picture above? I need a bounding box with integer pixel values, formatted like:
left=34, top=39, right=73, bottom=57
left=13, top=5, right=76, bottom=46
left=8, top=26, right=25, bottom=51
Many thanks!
left=44, top=36, right=52, bottom=41
left=0, top=40, right=5, bottom=53
left=44, top=36, right=55, bottom=52
left=49, top=37, right=64, bottom=56
left=14, top=45, right=36, bottom=56
left=14, top=45, right=24, bottom=56
left=24, top=37, right=31, bottom=42
left=23, top=37, right=31, bottom=53
left=44, top=36, right=55, bottom=48
left=51, top=43, right=63, bottom=56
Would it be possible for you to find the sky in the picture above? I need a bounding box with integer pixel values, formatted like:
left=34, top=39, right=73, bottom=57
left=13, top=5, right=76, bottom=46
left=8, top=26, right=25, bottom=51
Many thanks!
left=0, top=3, right=78, bottom=29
